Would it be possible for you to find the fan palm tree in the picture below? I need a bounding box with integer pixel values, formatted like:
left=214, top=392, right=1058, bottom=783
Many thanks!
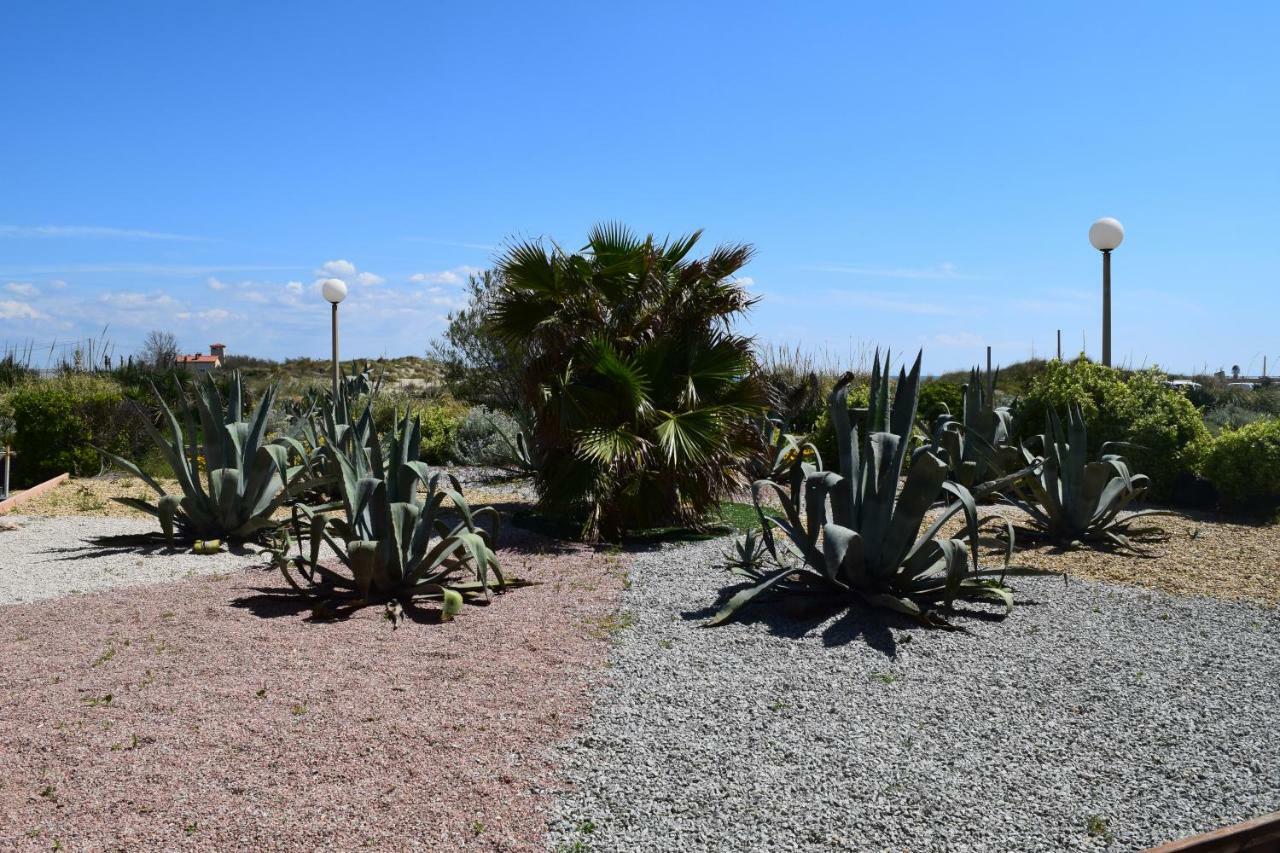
left=489, top=223, right=770, bottom=539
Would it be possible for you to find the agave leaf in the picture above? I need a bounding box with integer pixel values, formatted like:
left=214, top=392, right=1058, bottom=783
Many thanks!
left=704, top=566, right=801, bottom=627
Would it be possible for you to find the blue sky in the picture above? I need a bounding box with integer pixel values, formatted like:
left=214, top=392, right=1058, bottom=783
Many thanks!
left=2, top=2, right=1277, bottom=375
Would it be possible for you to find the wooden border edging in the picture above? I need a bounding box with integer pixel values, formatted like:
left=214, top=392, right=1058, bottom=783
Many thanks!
left=0, top=472, right=69, bottom=515
left=1144, top=811, right=1280, bottom=852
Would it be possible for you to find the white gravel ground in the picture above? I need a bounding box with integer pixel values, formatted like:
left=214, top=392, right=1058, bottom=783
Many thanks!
left=0, top=515, right=268, bottom=605
left=549, top=536, right=1280, bottom=852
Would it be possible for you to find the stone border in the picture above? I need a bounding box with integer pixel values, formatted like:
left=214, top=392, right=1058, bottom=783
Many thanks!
left=1145, top=811, right=1280, bottom=852
left=0, top=472, right=68, bottom=515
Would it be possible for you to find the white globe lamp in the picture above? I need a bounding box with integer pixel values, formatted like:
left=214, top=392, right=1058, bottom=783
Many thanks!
left=1089, top=217, right=1125, bottom=252
left=321, top=277, right=348, bottom=304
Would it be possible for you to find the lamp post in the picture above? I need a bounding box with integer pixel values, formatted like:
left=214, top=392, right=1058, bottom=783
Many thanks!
left=1088, top=217, right=1124, bottom=367
left=321, top=278, right=348, bottom=397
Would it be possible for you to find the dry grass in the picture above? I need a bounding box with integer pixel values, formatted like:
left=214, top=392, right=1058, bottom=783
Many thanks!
left=13, top=475, right=173, bottom=519
left=942, top=505, right=1280, bottom=607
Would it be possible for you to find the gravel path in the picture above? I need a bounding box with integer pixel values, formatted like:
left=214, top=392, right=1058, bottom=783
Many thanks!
left=0, top=516, right=265, bottom=605
left=549, top=536, right=1280, bottom=852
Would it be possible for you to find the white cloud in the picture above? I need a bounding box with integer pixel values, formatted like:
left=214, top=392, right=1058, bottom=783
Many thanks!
left=928, top=332, right=986, bottom=348
left=0, top=299, right=44, bottom=320
left=315, top=259, right=384, bottom=287
left=0, top=224, right=207, bottom=241
left=207, top=276, right=228, bottom=290
left=286, top=281, right=304, bottom=295
left=49, top=279, right=68, bottom=289
left=4, top=282, right=37, bottom=296
left=317, top=259, right=357, bottom=278
left=410, top=265, right=482, bottom=286
left=825, top=290, right=969, bottom=316
left=175, top=308, right=237, bottom=322
left=98, top=291, right=178, bottom=309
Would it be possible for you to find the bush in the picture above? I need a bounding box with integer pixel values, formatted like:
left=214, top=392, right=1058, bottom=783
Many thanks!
left=454, top=405, right=524, bottom=467
left=808, top=384, right=869, bottom=466
left=372, top=393, right=467, bottom=464
left=429, top=271, right=527, bottom=410
left=1013, top=358, right=1209, bottom=499
left=917, top=380, right=963, bottom=422
left=7, top=375, right=140, bottom=486
left=1204, top=402, right=1270, bottom=433
left=1199, top=418, right=1280, bottom=512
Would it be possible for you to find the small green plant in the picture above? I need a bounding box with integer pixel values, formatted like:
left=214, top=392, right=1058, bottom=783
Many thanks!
left=1085, top=814, right=1112, bottom=841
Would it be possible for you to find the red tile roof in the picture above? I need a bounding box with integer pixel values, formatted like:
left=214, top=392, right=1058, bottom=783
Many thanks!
left=177, top=354, right=221, bottom=364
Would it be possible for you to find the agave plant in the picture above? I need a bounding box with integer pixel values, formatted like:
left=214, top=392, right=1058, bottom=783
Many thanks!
left=708, top=350, right=1039, bottom=629
left=1002, top=403, right=1170, bottom=550
left=929, top=365, right=1021, bottom=494
left=99, top=371, right=315, bottom=546
left=277, top=410, right=514, bottom=624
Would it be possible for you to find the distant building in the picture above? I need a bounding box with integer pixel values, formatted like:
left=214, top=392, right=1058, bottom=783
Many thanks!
left=176, top=344, right=225, bottom=375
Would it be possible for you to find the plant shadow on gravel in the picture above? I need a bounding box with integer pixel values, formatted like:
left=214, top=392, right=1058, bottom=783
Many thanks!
left=42, top=533, right=263, bottom=560
left=229, top=587, right=456, bottom=625
left=684, top=583, right=1050, bottom=657
left=682, top=591, right=908, bottom=656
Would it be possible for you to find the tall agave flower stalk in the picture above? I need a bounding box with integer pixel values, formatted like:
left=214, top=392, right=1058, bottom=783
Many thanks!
left=710, top=350, right=1047, bottom=629
left=1003, top=403, right=1171, bottom=550
left=278, top=410, right=514, bottom=625
left=100, top=371, right=317, bottom=545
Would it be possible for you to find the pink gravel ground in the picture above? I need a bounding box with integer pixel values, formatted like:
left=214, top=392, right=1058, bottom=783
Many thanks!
left=0, top=532, right=627, bottom=851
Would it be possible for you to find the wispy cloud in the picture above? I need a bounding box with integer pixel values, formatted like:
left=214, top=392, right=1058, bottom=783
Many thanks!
left=0, top=263, right=301, bottom=277
left=0, top=224, right=209, bottom=241
left=410, top=265, right=483, bottom=286
left=0, top=299, right=46, bottom=320
left=4, top=282, right=38, bottom=297
left=806, top=262, right=982, bottom=280
left=826, top=290, right=971, bottom=316
left=404, top=237, right=497, bottom=252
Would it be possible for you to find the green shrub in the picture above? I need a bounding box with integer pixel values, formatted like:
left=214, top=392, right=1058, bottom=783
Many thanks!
left=1204, top=402, right=1270, bottom=433
left=1199, top=418, right=1280, bottom=512
left=8, top=375, right=140, bottom=486
left=916, top=380, right=963, bottom=422
left=454, top=405, right=524, bottom=467
left=1123, top=370, right=1211, bottom=499
left=371, top=393, right=466, bottom=464
left=1013, top=358, right=1208, bottom=499
left=807, top=383, right=869, bottom=468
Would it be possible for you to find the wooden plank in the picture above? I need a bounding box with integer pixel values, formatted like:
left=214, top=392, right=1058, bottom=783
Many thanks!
left=0, top=472, right=69, bottom=515
left=1144, top=811, right=1280, bottom=852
